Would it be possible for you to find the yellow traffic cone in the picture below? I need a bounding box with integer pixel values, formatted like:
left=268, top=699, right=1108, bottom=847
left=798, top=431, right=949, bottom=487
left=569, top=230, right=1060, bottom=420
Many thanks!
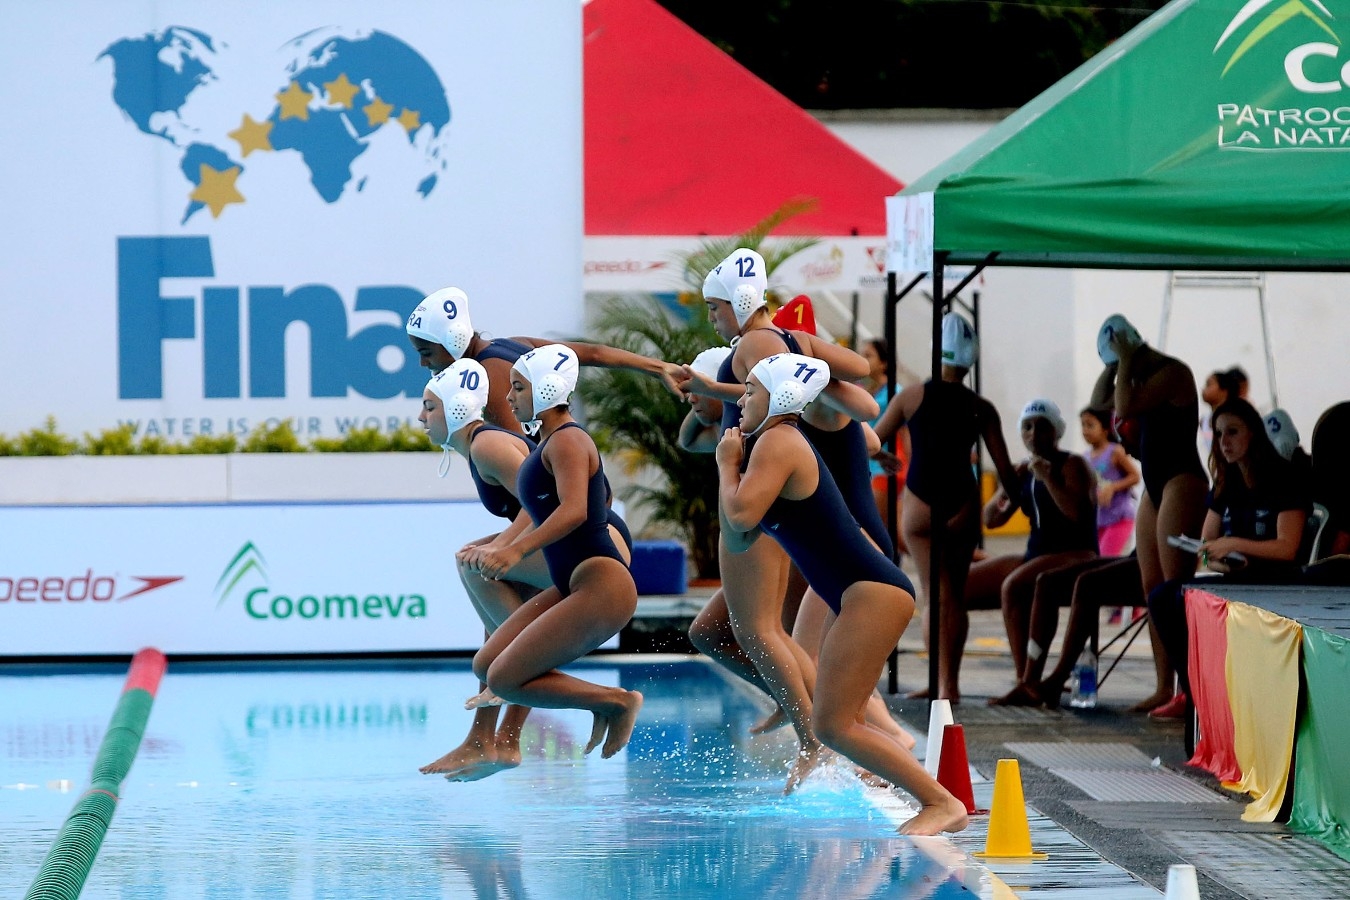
left=972, top=758, right=1048, bottom=860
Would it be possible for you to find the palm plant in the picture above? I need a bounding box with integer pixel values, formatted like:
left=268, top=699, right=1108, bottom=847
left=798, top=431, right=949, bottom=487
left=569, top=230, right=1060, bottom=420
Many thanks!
left=577, top=298, right=723, bottom=578
left=577, top=201, right=820, bottom=581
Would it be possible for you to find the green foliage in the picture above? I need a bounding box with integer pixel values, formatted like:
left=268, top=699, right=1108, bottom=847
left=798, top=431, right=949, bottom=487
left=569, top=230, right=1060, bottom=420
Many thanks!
left=0, top=434, right=14, bottom=456
left=14, top=417, right=80, bottom=456
left=84, top=424, right=141, bottom=456
left=576, top=297, right=723, bottom=577
left=136, top=435, right=181, bottom=455
left=385, top=423, right=435, bottom=452
left=240, top=420, right=304, bottom=453
left=311, top=424, right=433, bottom=452
left=181, top=433, right=238, bottom=454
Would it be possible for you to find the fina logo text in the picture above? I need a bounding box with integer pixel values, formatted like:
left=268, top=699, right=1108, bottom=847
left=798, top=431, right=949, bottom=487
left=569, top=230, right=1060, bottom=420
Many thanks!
left=215, top=541, right=426, bottom=622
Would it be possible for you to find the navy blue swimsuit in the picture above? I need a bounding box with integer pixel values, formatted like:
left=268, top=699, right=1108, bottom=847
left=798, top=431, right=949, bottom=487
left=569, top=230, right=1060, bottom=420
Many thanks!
left=517, top=422, right=629, bottom=596
left=469, top=424, right=534, bottom=520
left=903, top=380, right=983, bottom=510
left=1020, top=451, right=1099, bottom=560
left=799, top=418, right=894, bottom=559
left=473, top=337, right=533, bottom=366
left=752, top=423, right=914, bottom=613
left=717, top=329, right=804, bottom=435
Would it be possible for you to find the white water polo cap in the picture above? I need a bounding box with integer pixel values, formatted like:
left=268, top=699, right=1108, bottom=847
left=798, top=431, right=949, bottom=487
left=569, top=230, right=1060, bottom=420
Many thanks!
left=512, top=343, right=579, bottom=422
left=703, top=248, right=769, bottom=328
left=427, top=358, right=490, bottom=445
left=941, top=311, right=979, bottom=369
left=1264, top=408, right=1300, bottom=461
left=689, top=346, right=733, bottom=382
left=1096, top=314, right=1142, bottom=366
left=406, top=287, right=473, bottom=360
left=1019, top=397, right=1066, bottom=441
left=749, top=352, right=830, bottom=431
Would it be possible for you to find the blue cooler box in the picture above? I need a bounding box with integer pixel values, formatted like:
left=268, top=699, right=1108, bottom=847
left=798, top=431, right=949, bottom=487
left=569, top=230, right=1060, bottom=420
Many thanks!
left=629, top=540, right=687, bottom=595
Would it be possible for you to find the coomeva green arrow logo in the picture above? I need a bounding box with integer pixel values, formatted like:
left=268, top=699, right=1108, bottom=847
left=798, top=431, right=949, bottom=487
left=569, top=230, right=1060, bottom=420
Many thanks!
left=215, top=541, right=268, bottom=606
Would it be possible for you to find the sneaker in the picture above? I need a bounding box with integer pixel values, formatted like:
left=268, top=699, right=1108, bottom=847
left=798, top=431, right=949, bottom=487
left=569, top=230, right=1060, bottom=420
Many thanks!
left=1148, top=692, right=1188, bottom=719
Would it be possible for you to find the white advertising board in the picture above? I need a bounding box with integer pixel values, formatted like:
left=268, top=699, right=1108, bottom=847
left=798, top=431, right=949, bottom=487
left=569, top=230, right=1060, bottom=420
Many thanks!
left=0, top=501, right=511, bottom=656
left=0, top=2, right=582, bottom=440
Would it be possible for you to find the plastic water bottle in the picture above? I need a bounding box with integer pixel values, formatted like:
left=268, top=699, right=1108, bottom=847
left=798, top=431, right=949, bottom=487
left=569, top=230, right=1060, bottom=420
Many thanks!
left=1070, top=647, right=1098, bottom=709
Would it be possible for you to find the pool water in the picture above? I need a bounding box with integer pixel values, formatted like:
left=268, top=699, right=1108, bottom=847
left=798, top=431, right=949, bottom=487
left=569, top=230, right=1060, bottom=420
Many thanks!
left=2, top=658, right=982, bottom=899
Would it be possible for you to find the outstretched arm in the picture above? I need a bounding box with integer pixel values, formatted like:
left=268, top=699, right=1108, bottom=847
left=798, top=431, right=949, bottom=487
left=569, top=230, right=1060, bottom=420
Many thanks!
left=795, top=333, right=870, bottom=381
left=814, top=379, right=880, bottom=422
left=980, top=401, right=1021, bottom=503
left=560, top=341, right=685, bottom=396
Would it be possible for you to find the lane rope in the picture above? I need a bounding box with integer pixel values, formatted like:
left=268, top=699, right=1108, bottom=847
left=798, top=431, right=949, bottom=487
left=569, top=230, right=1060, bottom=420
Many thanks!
left=24, top=647, right=167, bottom=900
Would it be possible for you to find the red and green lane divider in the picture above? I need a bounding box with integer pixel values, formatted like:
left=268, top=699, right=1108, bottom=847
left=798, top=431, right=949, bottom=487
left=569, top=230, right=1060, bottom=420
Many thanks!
left=25, top=647, right=167, bottom=900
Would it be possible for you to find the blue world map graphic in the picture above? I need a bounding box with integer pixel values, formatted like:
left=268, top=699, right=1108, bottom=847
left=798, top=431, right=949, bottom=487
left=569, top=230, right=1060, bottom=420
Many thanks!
left=100, top=26, right=452, bottom=223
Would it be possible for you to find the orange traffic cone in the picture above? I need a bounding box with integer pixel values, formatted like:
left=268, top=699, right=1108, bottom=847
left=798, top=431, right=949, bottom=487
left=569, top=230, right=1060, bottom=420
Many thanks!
left=972, top=758, right=1047, bottom=860
left=935, top=724, right=986, bottom=815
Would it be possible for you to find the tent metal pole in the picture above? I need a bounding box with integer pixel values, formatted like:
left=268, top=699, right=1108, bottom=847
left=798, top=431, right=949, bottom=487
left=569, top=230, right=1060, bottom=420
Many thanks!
left=928, top=252, right=950, bottom=706
left=885, top=271, right=926, bottom=694
left=1159, top=271, right=1175, bottom=350
left=1257, top=280, right=1280, bottom=407
left=850, top=291, right=860, bottom=350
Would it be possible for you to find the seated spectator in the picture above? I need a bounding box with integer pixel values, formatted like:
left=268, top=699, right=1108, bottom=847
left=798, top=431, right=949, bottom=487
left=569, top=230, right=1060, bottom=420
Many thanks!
left=1031, top=555, right=1143, bottom=707
left=1311, top=402, right=1350, bottom=560
left=1146, top=398, right=1311, bottom=718
left=983, top=399, right=1100, bottom=706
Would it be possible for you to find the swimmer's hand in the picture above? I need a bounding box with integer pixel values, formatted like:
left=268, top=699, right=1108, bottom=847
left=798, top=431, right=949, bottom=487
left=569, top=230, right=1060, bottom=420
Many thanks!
left=873, top=449, right=904, bottom=474
left=681, top=364, right=715, bottom=399
left=474, top=544, right=525, bottom=580
left=657, top=361, right=686, bottom=397
left=1029, top=455, right=1052, bottom=482
left=716, top=427, right=745, bottom=469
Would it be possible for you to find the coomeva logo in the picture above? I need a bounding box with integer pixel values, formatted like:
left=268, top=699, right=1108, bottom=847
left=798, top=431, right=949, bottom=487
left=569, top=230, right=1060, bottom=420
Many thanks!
left=1, top=571, right=183, bottom=603
left=1215, top=0, right=1350, bottom=149
left=215, top=541, right=426, bottom=622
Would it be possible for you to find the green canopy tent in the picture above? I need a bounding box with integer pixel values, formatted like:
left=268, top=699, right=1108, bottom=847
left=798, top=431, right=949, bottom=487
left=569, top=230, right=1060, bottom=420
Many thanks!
left=881, top=0, right=1350, bottom=699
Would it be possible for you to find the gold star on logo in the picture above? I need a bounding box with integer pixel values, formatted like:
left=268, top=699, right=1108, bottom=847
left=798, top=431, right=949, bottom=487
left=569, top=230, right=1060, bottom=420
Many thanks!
left=190, top=164, right=245, bottom=218
left=323, top=73, right=360, bottom=108
left=397, top=108, right=421, bottom=133
left=227, top=114, right=273, bottom=157
left=363, top=95, right=394, bottom=127
left=276, top=81, right=313, bottom=121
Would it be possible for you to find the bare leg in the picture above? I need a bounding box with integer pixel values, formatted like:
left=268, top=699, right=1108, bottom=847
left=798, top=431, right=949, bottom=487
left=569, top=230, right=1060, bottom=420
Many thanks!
left=814, top=581, right=967, bottom=836
left=421, top=704, right=504, bottom=775
left=1130, top=493, right=1174, bottom=711
left=689, top=589, right=771, bottom=695
left=1036, top=558, right=1136, bottom=704
left=1022, top=553, right=1097, bottom=686
left=476, top=561, right=642, bottom=759
left=721, top=536, right=828, bottom=791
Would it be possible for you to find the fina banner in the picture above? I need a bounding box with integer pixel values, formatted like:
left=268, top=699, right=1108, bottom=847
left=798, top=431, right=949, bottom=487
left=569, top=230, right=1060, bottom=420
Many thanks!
left=0, top=501, right=506, bottom=655
left=0, top=2, right=582, bottom=440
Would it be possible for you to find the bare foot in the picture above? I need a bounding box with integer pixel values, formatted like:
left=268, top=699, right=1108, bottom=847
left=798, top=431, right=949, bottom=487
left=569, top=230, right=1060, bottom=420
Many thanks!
left=899, top=795, right=970, bottom=835
left=585, top=713, right=608, bottom=756
left=987, top=684, right=1044, bottom=707
left=749, top=705, right=789, bottom=735
left=420, top=740, right=494, bottom=775
left=443, top=757, right=517, bottom=782
left=904, top=687, right=960, bottom=705
left=1032, top=678, right=1068, bottom=708
left=601, top=691, right=644, bottom=759
left=1128, top=689, right=1174, bottom=713
left=465, top=688, right=504, bottom=710
left=785, top=742, right=831, bottom=794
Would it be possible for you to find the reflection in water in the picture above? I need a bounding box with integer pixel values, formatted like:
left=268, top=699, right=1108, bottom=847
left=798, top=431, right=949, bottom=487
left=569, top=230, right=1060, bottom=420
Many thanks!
left=1, top=661, right=969, bottom=899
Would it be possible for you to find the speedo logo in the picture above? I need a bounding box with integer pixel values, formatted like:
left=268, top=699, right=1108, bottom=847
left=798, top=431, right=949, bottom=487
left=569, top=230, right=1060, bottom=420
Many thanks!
left=215, top=541, right=426, bottom=621
left=1216, top=0, right=1347, bottom=90
left=0, top=571, right=183, bottom=603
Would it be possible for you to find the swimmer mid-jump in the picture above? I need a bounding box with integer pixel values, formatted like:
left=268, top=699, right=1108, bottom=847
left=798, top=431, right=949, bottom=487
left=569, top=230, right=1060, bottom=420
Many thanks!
left=468, top=345, right=643, bottom=759
left=717, top=352, right=968, bottom=835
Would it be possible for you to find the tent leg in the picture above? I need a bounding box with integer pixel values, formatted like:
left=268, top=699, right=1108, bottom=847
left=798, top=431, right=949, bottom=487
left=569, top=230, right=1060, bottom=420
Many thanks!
left=1258, top=280, right=1279, bottom=408
left=927, top=253, right=949, bottom=707
left=1159, top=270, right=1175, bottom=351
